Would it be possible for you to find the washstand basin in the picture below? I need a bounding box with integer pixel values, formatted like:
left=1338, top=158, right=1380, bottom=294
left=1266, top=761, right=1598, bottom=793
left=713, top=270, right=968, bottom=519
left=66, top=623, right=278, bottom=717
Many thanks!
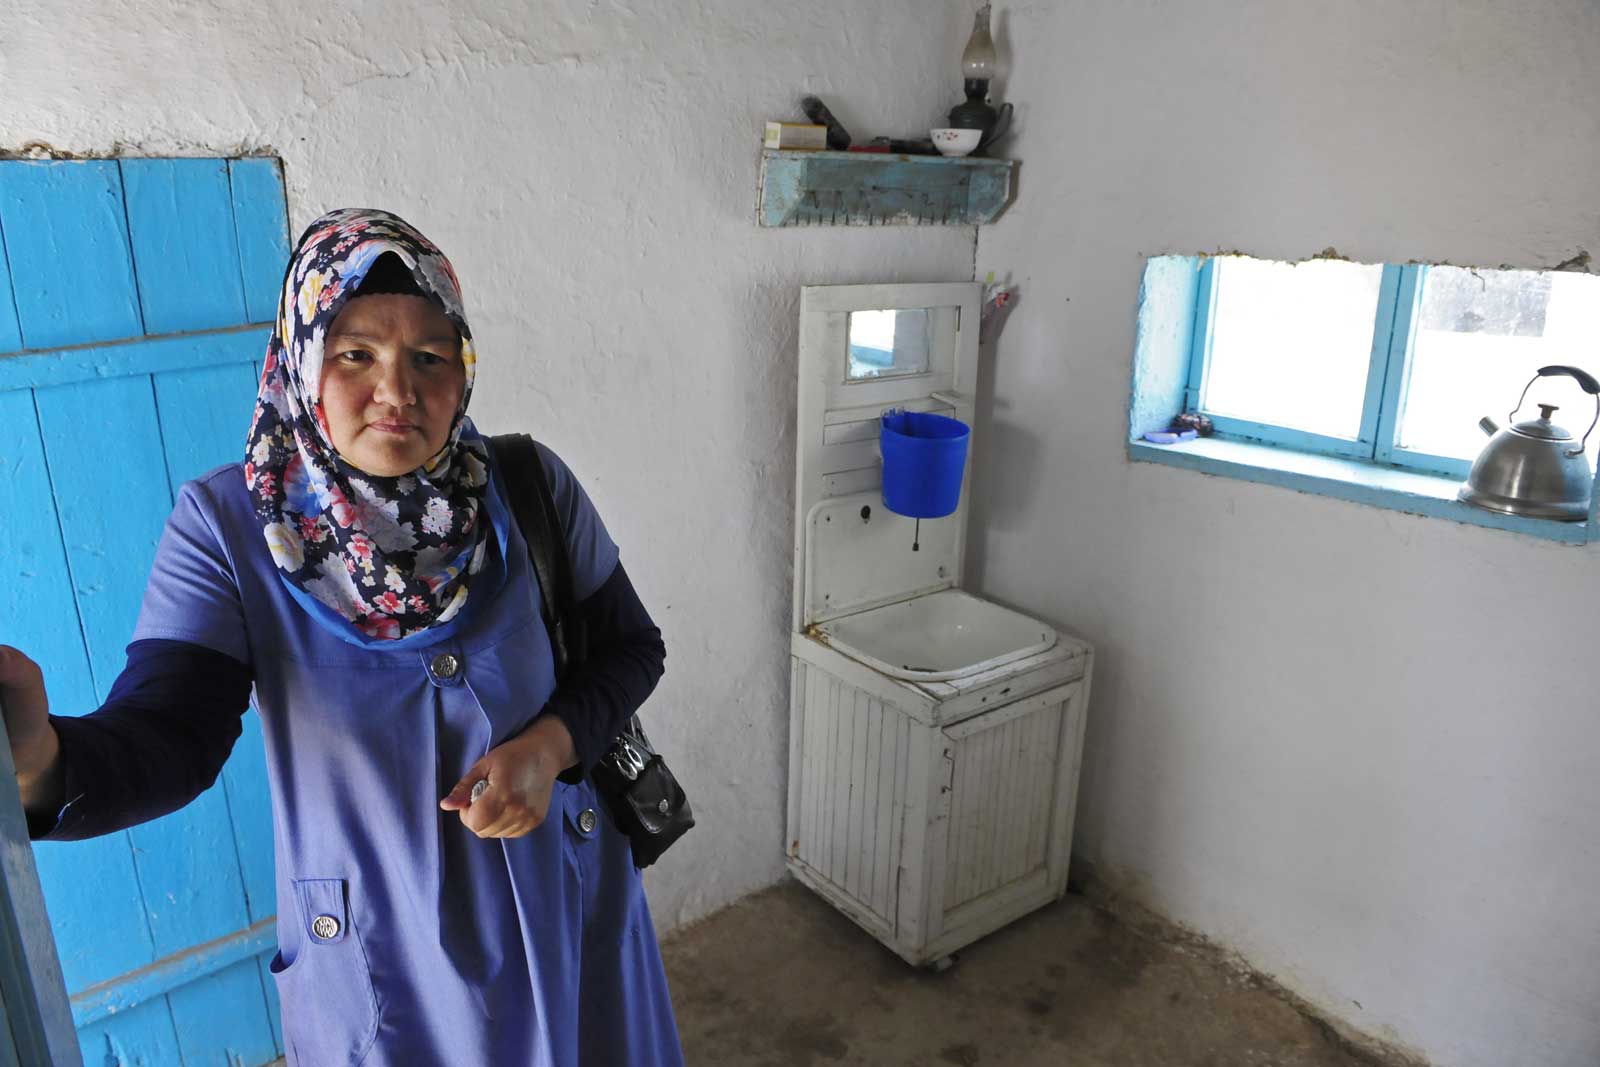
left=812, top=589, right=1057, bottom=681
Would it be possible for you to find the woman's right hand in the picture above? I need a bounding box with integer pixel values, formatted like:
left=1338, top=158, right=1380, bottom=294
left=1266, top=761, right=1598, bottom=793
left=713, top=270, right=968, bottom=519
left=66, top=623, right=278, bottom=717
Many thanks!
left=0, top=646, right=63, bottom=810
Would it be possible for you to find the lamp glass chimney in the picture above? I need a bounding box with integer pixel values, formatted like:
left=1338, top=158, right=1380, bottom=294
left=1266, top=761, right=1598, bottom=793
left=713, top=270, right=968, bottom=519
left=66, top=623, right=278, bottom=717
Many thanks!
left=961, top=4, right=999, bottom=82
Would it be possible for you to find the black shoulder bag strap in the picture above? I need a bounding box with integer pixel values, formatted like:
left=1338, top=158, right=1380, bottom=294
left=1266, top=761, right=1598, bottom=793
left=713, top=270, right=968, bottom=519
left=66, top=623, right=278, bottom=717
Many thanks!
left=488, top=433, right=584, bottom=678
left=486, top=433, right=693, bottom=867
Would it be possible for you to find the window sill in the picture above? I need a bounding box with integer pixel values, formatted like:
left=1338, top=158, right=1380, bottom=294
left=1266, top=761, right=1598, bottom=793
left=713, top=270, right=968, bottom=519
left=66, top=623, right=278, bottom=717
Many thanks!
left=1127, top=436, right=1594, bottom=545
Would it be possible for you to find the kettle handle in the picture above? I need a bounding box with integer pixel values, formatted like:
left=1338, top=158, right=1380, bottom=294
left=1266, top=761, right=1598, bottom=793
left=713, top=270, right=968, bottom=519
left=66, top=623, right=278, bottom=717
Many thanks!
left=1512, top=366, right=1600, bottom=458
left=1536, top=365, right=1600, bottom=395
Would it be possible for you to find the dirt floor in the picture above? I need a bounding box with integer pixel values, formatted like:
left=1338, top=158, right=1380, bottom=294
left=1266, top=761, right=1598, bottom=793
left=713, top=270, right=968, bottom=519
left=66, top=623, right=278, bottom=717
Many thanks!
left=660, top=878, right=1396, bottom=1067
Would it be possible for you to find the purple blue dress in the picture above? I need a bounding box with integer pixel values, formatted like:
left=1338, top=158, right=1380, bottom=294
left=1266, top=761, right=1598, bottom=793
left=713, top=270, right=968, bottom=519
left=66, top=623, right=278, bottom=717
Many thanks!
left=130, top=448, right=684, bottom=1065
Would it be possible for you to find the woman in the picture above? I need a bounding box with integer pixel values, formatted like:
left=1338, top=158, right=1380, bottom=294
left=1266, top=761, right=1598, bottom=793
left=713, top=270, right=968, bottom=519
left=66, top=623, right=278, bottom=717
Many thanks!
left=0, top=208, right=684, bottom=1065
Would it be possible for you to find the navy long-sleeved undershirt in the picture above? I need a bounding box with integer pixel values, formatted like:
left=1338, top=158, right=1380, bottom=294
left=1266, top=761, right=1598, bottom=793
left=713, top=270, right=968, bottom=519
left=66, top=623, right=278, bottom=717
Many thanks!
left=28, top=560, right=664, bottom=841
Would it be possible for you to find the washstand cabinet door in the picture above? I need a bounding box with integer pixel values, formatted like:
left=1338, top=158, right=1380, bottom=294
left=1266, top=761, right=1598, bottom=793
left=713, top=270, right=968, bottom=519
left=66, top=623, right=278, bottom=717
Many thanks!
left=932, top=681, right=1083, bottom=933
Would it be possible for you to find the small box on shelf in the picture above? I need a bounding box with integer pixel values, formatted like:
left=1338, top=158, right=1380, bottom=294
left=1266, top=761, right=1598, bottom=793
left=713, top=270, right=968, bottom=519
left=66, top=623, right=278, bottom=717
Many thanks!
left=764, top=122, right=829, bottom=151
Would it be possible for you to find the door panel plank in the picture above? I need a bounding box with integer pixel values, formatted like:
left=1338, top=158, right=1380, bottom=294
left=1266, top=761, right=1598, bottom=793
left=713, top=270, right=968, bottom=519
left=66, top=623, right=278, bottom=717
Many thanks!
left=152, top=363, right=274, bottom=929
left=0, top=161, right=143, bottom=350
left=32, top=376, right=173, bottom=700
left=0, top=213, right=24, bottom=354
left=166, top=955, right=278, bottom=1067
left=0, top=388, right=155, bottom=991
left=0, top=389, right=95, bottom=716
left=152, top=361, right=256, bottom=487
left=33, top=373, right=251, bottom=1015
left=150, top=361, right=279, bottom=1053
left=122, top=158, right=248, bottom=335
left=129, top=788, right=250, bottom=959
left=74, top=995, right=182, bottom=1067
left=26, top=756, right=157, bottom=994
left=228, top=159, right=291, bottom=326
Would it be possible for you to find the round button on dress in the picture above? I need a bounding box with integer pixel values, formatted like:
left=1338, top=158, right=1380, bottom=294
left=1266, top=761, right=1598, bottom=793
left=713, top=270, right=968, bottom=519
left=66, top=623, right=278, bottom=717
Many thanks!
left=430, top=652, right=460, bottom=680
left=312, top=914, right=341, bottom=940
left=578, top=809, right=597, bottom=834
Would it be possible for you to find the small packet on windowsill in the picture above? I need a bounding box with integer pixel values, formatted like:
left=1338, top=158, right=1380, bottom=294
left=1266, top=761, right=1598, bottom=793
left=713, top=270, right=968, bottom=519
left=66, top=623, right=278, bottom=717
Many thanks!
left=1142, top=429, right=1199, bottom=445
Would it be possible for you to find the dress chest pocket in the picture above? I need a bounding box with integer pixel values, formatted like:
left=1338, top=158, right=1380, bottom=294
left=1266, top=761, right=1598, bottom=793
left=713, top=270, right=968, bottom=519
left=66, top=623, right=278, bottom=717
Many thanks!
left=270, top=877, right=382, bottom=1065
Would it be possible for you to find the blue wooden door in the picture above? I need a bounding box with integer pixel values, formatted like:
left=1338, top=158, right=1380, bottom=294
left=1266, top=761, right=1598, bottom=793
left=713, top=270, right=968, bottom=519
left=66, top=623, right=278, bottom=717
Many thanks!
left=0, top=157, right=290, bottom=1066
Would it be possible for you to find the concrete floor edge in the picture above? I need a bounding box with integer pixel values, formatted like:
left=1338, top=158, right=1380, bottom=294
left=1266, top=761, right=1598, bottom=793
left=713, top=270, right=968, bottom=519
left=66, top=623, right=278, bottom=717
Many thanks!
left=658, top=860, right=1435, bottom=1067
left=1067, top=860, right=1432, bottom=1067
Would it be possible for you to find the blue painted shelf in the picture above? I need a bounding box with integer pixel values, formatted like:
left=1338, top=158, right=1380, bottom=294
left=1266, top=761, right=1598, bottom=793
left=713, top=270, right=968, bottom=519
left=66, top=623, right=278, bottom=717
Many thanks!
left=757, top=148, right=1016, bottom=227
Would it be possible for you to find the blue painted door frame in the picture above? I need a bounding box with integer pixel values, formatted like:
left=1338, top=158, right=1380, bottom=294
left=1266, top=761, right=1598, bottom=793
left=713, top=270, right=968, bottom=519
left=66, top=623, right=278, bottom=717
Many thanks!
left=0, top=157, right=289, bottom=1067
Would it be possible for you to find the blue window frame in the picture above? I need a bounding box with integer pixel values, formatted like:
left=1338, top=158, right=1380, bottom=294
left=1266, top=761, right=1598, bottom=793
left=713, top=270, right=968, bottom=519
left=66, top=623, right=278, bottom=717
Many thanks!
left=1186, top=260, right=1479, bottom=479
left=1130, top=254, right=1600, bottom=544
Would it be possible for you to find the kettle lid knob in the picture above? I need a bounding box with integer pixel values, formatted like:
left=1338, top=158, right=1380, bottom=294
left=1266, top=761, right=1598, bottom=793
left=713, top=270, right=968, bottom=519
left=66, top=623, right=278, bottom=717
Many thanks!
left=1538, top=403, right=1560, bottom=420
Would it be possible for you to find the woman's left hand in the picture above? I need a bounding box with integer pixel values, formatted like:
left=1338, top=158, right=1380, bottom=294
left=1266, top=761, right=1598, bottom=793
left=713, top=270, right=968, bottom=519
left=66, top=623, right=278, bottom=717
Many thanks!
left=440, top=716, right=577, bottom=838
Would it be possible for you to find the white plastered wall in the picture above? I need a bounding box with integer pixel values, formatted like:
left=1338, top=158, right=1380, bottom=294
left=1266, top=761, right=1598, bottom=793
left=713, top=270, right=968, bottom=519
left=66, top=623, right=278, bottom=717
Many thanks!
left=1, top=1, right=980, bottom=929
left=972, top=3, right=1600, bottom=1066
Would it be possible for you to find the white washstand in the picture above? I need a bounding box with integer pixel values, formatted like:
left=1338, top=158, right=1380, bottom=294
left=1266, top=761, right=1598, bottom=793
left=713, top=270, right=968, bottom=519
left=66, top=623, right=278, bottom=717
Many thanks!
left=786, top=282, right=1095, bottom=969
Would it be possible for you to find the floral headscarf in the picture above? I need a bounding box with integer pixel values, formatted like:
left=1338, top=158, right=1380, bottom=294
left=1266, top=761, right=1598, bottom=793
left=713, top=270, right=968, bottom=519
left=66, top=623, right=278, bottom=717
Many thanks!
left=245, top=208, right=491, bottom=641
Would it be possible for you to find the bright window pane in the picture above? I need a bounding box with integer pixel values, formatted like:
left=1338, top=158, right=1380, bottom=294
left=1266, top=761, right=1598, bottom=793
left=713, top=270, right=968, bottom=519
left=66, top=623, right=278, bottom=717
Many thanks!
left=847, top=308, right=932, bottom=380
left=1398, top=268, right=1600, bottom=463
left=1204, top=256, right=1383, bottom=439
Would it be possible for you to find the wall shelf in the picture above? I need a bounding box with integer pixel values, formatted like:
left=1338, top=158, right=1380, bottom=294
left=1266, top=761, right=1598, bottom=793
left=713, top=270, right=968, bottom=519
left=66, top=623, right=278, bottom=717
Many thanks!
left=757, top=149, right=1016, bottom=228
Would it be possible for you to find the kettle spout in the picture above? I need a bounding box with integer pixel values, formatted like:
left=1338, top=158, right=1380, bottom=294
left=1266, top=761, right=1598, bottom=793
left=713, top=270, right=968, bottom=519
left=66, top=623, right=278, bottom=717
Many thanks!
left=1478, top=416, right=1499, bottom=437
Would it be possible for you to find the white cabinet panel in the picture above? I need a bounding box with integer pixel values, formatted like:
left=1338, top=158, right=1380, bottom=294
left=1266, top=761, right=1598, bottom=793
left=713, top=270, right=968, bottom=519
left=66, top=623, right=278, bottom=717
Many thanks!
left=792, top=662, right=911, bottom=934
left=940, top=692, right=1063, bottom=913
left=788, top=639, right=1091, bottom=966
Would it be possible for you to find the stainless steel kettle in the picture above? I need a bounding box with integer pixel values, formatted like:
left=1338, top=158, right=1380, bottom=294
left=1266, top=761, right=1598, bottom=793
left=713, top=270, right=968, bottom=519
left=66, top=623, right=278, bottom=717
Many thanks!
left=1457, top=364, right=1600, bottom=521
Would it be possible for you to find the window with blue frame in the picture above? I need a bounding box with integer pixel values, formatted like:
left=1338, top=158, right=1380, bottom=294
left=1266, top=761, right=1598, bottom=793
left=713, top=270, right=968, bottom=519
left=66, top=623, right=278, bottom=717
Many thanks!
left=1187, top=256, right=1600, bottom=478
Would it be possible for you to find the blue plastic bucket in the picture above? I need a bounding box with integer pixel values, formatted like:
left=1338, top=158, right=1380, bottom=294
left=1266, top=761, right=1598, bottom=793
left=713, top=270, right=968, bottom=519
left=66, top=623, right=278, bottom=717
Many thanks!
left=880, top=410, right=971, bottom=518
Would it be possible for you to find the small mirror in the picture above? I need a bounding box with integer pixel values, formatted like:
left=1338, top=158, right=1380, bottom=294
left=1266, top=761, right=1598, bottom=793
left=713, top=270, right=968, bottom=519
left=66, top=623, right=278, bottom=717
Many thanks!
left=847, top=308, right=934, bottom=381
